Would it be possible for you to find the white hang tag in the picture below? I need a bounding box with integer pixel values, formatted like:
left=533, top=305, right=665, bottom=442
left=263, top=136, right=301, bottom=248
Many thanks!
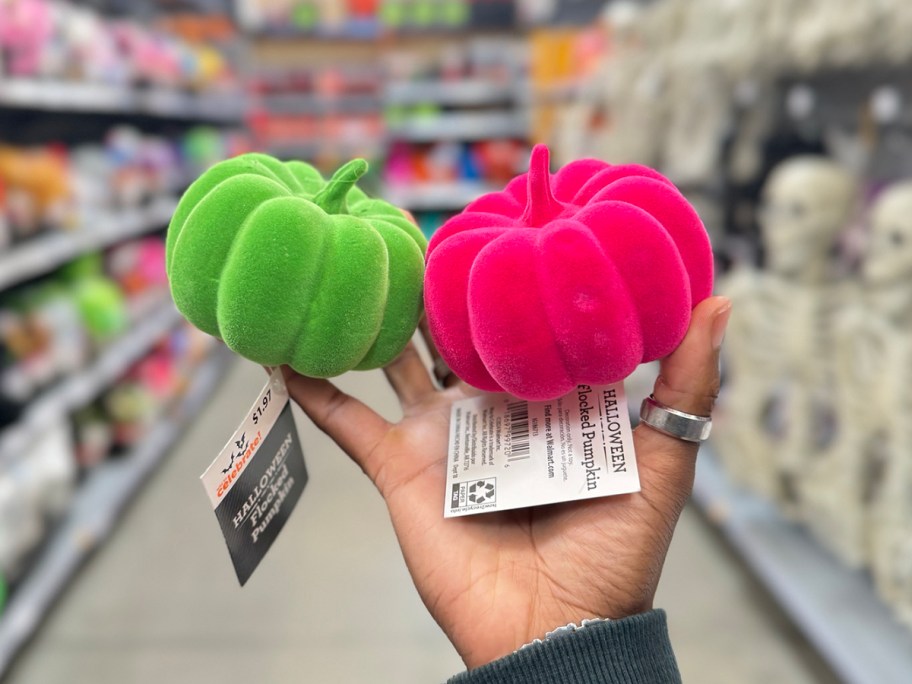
left=444, top=383, right=640, bottom=518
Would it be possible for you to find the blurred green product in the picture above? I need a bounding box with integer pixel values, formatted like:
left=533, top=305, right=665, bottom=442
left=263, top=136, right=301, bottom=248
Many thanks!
left=59, top=253, right=104, bottom=280
left=74, top=278, right=128, bottom=342
left=441, top=0, right=470, bottom=26
left=292, top=1, right=319, bottom=30
left=379, top=0, right=406, bottom=27
left=411, top=0, right=435, bottom=27
left=412, top=103, right=441, bottom=120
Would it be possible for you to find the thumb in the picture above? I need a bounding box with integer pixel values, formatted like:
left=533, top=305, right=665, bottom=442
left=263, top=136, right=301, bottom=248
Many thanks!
left=634, top=295, right=731, bottom=490
left=652, top=295, right=731, bottom=419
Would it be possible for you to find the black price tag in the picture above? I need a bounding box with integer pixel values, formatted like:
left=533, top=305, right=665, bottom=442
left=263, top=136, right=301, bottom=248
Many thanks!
left=201, top=371, right=307, bottom=586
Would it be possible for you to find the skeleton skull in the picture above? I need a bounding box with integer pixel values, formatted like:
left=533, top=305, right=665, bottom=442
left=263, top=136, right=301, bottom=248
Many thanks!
left=759, top=156, right=857, bottom=283
left=864, top=181, right=912, bottom=287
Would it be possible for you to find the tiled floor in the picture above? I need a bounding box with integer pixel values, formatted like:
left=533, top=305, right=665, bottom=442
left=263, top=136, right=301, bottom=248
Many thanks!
left=7, top=359, right=837, bottom=683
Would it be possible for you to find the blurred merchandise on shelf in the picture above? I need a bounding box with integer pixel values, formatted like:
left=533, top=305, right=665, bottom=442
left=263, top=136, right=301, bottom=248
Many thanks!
left=0, top=144, right=70, bottom=245
left=107, top=238, right=169, bottom=311
left=0, top=282, right=91, bottom=426
left=156, top=13, right=238, bottom=45
left=0, top=0, right=241, bottom=671
left=527, top=23, right=610, bottom=148
left=0, top=315, right=215, bottom=582
left=382, top=35, right=529, bottom=222
left=182, top=126, right=254, bottom=176
left=66, top=260, right=129, bottom=344
left=100, top=322, right=214, bottom=453
left=70, top=404, right=111, bottom=470
left=0, top=126, right=251, bottom=251
left=73, top=277, right=127, bottom=342
left=516, top=0, right=609, bottom=26
left=383, top=139, right=528, bottom=204
left=0, top=232, right=175, bottom=429
left=247, top=28, right=528, bottom=222
left=237, top=0, right=515, bottom=35
left=248, top=61, right=385, bottom=167
left=0, top=0, right=240, bottom=94
left=384, top=36, right=527, bottom=142
left=71, top=321, right=212, bottom=469
left=0, top=417, right=74, bottom=580
left=542, top=0, right=912, bottom=241
left=384, top=33, right=525, bottom=82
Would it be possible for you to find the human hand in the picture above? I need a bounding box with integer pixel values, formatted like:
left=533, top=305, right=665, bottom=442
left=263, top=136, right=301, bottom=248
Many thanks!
left=283, top=296, right=731, bottom=670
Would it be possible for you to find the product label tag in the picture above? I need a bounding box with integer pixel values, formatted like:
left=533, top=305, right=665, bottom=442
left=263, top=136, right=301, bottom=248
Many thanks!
left=444, top=384, right=639, bottom=518
left=201, top=369, right=307, bottom=585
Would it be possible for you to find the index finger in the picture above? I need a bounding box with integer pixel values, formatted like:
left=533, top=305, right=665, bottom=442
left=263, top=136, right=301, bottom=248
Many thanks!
left=282, top=367, right=391, bottom=481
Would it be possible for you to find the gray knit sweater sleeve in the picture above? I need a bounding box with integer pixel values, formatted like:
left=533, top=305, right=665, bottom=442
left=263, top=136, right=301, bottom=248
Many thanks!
left=446, top=610, right=681, bottom=684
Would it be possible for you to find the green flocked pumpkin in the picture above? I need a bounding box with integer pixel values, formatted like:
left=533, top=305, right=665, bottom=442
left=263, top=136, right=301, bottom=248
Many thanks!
left=166, top=153, right=427, bottom=377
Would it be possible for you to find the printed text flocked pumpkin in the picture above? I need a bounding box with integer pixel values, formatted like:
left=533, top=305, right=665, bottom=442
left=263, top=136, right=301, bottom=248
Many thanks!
left=166, top=153, right=427, bottom=377
left=425, top=145, right=713, bottom=401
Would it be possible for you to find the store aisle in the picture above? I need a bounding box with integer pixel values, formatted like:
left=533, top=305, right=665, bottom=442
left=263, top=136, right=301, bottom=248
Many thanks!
left=7, top=358, right=835, bottom=684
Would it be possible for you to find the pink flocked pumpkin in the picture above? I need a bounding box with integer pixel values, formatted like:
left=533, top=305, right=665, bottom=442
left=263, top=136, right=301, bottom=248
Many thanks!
left=424, top=144, right=714, bottom=401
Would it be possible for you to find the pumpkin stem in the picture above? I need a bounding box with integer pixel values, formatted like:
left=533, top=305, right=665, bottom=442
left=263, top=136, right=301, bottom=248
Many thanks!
left=520, top=144, right=562, bottom=227
left=313, top=158, right=369, bottom=214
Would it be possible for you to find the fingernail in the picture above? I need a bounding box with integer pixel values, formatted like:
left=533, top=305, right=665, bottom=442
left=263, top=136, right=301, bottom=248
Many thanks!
left=711, top=299, right=732, bottom=351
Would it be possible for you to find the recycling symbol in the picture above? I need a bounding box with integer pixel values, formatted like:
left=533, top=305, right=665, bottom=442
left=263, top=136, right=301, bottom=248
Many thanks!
left=468, top=479, right=495, bottom=504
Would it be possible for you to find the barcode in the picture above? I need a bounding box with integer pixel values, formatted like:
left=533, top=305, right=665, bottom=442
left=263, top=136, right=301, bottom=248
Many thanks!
left=507, top=401, right=530, bottom=461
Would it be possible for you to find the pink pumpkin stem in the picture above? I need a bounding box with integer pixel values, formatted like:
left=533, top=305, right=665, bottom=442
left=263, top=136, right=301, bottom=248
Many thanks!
left=520, top=144, right=563, bottom=227
left=313, top=158, right=369, bottom=214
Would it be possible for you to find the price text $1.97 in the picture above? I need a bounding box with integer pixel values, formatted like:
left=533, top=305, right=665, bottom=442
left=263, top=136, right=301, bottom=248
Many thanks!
left=251, top=389, right=272, bottom=425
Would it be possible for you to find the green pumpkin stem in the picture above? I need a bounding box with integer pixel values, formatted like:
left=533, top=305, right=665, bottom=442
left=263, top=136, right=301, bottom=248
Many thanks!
left=313, top=158, right=369, bottom=214
left=520, top=144, right=563, bottom=227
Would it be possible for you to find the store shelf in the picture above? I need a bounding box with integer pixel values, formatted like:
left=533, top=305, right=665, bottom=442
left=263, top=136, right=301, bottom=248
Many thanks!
left=0, top=344, right=233, bottom=678
left=0, top=302, right=183, bottom=470
left=252, top=26, right=517, bottom=42
left=384, top=181, right=498, bottom=211
left=0, top=196, right=178, bottom=292
left=251, top=23, right=384, bottom=41
left=525, top=81, right=604, bottom=105
left=693, top=450, right=912, bottom=684
left=385, top=79, right=522, bottom=106
left=0, top=80, right=246, bottom=122
left=387, top=112, right=527, bottom=141
left=142, top=87, right=247, bottom=122
left=261, top=92, right=382, bottom=114
left=267, top=139, right=385, bottom=161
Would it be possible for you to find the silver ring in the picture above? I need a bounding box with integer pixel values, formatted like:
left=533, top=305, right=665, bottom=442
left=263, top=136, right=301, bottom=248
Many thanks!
left=639, top=395, right=712, bottom=443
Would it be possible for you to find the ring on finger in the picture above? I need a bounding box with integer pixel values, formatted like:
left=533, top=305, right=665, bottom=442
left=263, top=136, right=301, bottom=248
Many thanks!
left=639, top=395, right=712, bottom=443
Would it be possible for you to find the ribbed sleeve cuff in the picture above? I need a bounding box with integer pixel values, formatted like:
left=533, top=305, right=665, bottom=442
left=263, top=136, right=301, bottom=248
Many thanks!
left=446, top=610, right=681, bottom=684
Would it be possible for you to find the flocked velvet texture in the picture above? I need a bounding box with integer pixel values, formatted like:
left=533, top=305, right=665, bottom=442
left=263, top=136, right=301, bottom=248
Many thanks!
left=166, top=153, right=427, bottom=377
left=425, top=145, right=713, bottom=401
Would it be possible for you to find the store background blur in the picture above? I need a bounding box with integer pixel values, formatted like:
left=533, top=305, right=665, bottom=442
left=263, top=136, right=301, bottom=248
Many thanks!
left=1, top=1, right=911, bottom=683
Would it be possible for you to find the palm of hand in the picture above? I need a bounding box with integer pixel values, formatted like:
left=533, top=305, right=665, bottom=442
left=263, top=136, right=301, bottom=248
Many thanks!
left=334, top=381, right=691, bottom=669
